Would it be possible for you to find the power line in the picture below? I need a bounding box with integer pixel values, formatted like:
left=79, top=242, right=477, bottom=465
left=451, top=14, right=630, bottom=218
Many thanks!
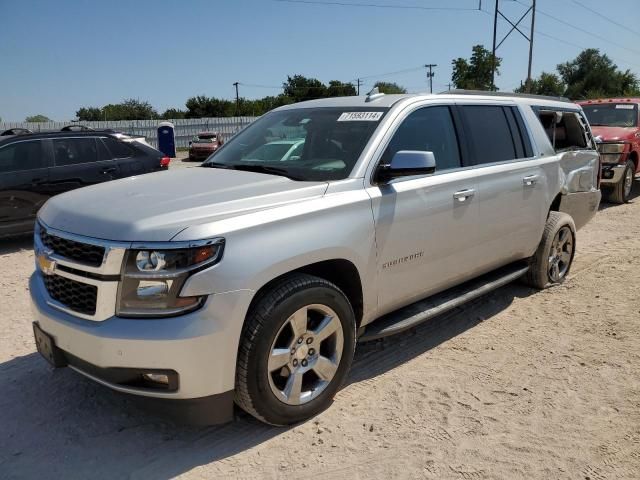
left=274, top=0, right=481, bottom=11
left=513, top=0, right=640, bottom=57
left=479, top=7, right=640, bottom=72
left=569, top=0, right=640, bottom=39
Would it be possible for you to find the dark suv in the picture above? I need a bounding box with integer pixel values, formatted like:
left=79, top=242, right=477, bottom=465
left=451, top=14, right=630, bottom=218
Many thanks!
left=0, top=130, right=170, bottom=238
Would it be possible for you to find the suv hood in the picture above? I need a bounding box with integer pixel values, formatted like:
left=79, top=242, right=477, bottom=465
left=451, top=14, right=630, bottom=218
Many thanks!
left=39, top=168, right=328, bottom=241
left=591, top=126, right=639, bottom=142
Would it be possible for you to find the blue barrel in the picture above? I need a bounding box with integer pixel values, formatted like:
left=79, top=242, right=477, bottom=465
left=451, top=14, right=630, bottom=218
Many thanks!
left=157, top=121, right=176, bottom=158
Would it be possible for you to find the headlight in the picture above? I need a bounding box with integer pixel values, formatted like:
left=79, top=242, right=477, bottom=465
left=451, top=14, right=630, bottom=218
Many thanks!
left=599, top=143, right=626, bottom=154
left=116, top=238, right=224, bottom=318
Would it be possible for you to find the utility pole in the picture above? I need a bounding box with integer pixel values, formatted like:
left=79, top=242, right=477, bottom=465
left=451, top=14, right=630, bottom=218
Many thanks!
left=447, top=83, right=453, bottom=91
left=425, top=64, right=437, bottom=94
left=526, top=0, right=537, bottom=93
left=490, top=0, right=537, bottom=92
left=491, top=0, right=499, bottom=91
left=356, top=78, right=363, bottom=95
left=233, top=82, right=240, bottom=116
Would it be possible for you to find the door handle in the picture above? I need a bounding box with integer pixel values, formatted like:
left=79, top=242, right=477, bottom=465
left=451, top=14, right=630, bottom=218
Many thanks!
left=523, top=175, right=540, bottom=186
left=453, top=189, right=475, bottom=202
left=31, top=177, right=46, bottom=185
left=101, top=167, right=117, bottom=174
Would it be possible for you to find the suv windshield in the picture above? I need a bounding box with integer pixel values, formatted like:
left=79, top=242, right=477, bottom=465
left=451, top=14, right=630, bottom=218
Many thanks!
left=202, top=107, right=388, bottom=181
left=582, top=103, right=638, bottom=127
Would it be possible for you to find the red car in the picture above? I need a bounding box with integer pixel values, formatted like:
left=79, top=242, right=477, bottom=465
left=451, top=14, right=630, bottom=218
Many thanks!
left=578, top=98, right=640, bottom=203
left=188, top=131, right=224, bottom=161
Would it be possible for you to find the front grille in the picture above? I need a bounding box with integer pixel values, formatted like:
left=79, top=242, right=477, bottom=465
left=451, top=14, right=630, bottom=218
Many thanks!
left=43, top=274, right=98, bottom=316
left=40, top=229, right=105, bottom=267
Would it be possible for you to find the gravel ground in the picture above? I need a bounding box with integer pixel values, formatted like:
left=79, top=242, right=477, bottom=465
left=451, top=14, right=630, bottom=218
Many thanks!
left=1, top=176, right=639, bottom=480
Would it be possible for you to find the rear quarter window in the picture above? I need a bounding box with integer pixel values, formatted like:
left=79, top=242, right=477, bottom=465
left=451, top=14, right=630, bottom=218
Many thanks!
left=102, top=137, right=135, bottom=158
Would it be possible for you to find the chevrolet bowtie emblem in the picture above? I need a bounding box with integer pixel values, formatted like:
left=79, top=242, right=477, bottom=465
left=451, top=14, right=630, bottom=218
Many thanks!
left=37, top=251, right=56, bottom=276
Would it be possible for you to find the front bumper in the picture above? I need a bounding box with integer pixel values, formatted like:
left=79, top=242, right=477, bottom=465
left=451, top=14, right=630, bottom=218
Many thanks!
left=601, top=163, right=628, bottom=185
left=189, top=150, right=214, bottom=160
left=30, top=273, right=253, bottom=421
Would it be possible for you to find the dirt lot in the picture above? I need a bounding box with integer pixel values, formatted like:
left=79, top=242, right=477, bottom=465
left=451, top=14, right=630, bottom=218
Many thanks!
left=1, top=179, right=639, bottom=480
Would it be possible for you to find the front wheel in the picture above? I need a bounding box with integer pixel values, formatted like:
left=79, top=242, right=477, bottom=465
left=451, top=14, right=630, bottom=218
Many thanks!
left=607, top=160, right=635, bottom=204
left=524, top=211, right=576, bottom=289
left=235, top=274, right=356, bottom=425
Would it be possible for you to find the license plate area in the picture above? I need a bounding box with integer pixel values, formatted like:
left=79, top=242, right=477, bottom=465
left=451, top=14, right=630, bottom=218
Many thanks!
left=33, top=322, right=67, bottom=368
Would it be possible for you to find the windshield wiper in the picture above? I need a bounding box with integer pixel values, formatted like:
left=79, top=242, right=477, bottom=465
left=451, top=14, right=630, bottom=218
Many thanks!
left=228, top=164, right=304, bottom=181
left=201, top=162, right=304, bottom=180
left=200, top=161, right=235, bottom=169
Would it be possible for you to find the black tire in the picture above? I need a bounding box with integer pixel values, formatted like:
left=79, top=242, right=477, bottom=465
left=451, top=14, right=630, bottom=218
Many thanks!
left=524, top=211, right=576, bottom=289
left=606, top=160, right=634, bottom=204
left=235, top=273, right=356, bottom=426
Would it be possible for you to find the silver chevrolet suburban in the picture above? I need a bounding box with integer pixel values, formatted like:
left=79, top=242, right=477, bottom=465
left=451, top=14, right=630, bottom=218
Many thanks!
left=30, top=91, right=601, bottom=426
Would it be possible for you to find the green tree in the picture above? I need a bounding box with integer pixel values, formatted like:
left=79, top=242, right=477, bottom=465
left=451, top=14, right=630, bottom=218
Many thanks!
left=373, top=81, right=407, bottom=94
left=101, top=99, right=158, bottom=120
left=557, top=48, right=640, bottom=99
left=25, top=114, right=51, bottom=122
left=327, top=80, right=356, bottom=97
left=161, top=108, right=186, bottom=120
left=452, top=45, right=501, bottom=91
left=283, top=75, right=327, bottom=102
left=76, top=107, right=103, bottom=121
left=515, top=72, right=565, bottom=97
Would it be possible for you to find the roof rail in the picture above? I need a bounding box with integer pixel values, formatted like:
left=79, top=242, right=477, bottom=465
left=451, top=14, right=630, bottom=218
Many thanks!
left=441, top=89, right=572, bottom=103
left=60, top=124, right=95, bottom=132
left=1, top=128, right=33, bottom=136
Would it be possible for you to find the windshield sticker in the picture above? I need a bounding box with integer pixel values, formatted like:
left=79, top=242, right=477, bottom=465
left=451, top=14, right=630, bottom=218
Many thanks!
left=338, top=112, right=384, bottom=122
left=615, top=104, right=635, bottom=109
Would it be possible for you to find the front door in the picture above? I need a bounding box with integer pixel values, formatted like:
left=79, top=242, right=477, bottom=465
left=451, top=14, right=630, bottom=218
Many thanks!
left=0, top=139, right=51, bottom=236
left=366, top=105, right=481, bottom=315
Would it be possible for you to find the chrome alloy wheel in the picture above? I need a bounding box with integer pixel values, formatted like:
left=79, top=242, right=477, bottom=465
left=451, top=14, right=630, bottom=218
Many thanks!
left=267, top=304, right=344, bottom=406
left=624, top=165, right=634, bottom=198
left=548, top=226, right=573, bottom=282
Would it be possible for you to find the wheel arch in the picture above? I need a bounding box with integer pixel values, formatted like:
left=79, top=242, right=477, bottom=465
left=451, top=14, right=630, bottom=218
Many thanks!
left=247, top=258, right=365, bottom=329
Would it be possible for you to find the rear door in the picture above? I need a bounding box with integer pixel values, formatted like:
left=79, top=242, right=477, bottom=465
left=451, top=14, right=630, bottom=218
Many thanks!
left=100, top=136, right=146, bottom=177
left=458, top=103, right=548, bottom=270
left=0, top=139, right=51, bottom=236
left=48, top=137, right=118, bottom=194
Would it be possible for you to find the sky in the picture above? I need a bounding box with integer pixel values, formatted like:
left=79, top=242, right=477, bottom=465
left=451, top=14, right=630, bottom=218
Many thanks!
left=1, top=0, right=639, bottom=122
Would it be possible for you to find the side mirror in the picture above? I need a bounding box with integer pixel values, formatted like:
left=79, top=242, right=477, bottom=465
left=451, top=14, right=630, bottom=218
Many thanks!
left=377, top=151, right=436, bottom=182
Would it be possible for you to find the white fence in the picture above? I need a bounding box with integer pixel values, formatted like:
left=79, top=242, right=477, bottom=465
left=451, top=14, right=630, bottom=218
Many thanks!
left=0, top=117, right=258, bottom=149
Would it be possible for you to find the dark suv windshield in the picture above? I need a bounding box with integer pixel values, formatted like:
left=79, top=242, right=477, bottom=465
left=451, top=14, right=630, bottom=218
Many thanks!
left=582, top=103, right=638, bottom=127
left=202, top=107, right=388, bottom=181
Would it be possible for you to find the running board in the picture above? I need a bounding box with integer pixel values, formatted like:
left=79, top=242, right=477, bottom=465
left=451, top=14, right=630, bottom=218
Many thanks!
left=359, top=262, right=530, bottom=342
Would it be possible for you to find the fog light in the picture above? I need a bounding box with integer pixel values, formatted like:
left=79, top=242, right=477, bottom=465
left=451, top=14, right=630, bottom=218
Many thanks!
left=137, top=280, right=171, bottom=298
left=142, top=373, right=169, bottom=385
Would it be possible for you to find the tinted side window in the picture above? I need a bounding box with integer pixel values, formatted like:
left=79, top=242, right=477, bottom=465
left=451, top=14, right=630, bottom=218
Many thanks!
left=53, top=138, right=98, bottom=166
left=382, top=106, right=461, bottom=171
left=0, top=141, right=45, bottom=173
left=103, top=137, right=134, bottom=158
left=461, top=105, right=517, bottom=164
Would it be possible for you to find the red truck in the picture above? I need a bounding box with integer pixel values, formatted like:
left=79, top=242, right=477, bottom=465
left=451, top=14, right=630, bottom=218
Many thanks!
left=578, top=98, right=640, bottom=203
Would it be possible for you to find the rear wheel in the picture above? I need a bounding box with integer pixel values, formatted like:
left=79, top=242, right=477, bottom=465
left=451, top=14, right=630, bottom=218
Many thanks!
left=524, top=211, right=576, bottom=289
left=235, top=274, right=356, bottom=425
left=606, top=160, right=634, bottom=204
